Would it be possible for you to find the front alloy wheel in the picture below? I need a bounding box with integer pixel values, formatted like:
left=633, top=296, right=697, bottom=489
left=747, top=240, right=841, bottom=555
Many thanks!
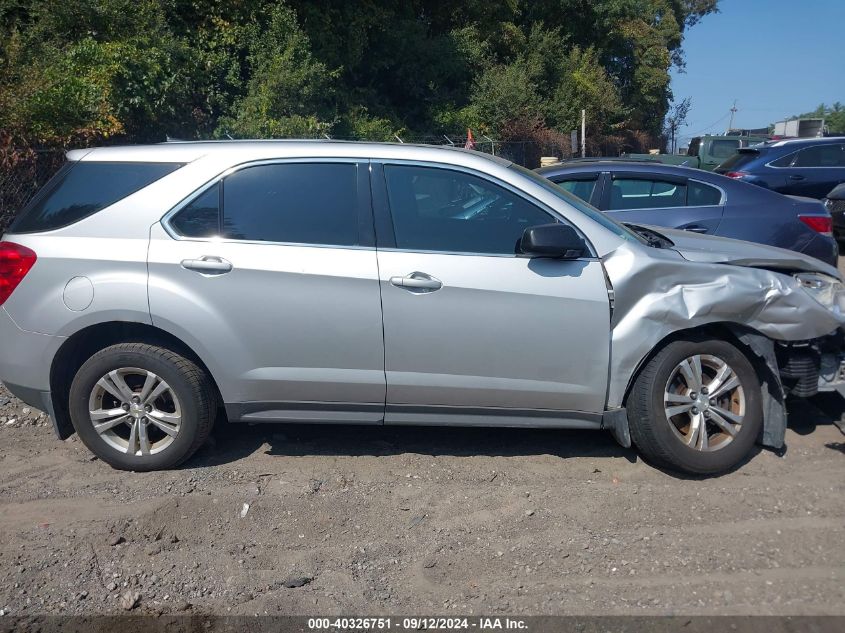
left=627, top=337, right=762, bottom=475
left=663, top=354, right=745, bottom=452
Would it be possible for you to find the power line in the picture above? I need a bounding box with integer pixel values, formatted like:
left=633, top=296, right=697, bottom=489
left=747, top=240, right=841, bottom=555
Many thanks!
left=683, top=110, right=731, bottom=138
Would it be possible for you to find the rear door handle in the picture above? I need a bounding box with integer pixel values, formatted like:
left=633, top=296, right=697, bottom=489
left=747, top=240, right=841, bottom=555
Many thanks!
left=683, top=225, right=708, bottom=234
left=180, top=256, right=232, bottom=274
left=789, top=175, right=805, bottom=181
left=389, top=272, right=443, bottom=292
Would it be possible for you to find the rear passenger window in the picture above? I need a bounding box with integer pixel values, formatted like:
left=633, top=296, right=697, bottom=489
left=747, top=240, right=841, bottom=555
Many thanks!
left=171, top=183, right=220, bottom=238
left=609, top=178, right=686, bottom=210
left=793, top=144, right=845, bottom=167
left=10, top=162, right=181, bottom=233
left=552, top=177, right=597, bottom=203
left=688, top=181, right=722, bottom=206
left=222, top=163, right=358, bottom=245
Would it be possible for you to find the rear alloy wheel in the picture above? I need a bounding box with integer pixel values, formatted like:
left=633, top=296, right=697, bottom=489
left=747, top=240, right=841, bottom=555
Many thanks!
left=627, top=338, right=762, bottom=475
left=88, top=368, right=183, bottom=457
left=69, top=344, right=215, bottom=471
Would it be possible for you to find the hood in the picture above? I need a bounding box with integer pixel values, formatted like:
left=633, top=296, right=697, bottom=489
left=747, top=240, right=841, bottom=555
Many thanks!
left=638, top=225, right=842, bottom=279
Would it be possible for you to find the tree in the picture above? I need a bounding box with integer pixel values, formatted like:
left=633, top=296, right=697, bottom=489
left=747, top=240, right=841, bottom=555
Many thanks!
left=0, top=0, right=720, bottom=150
left=215, top=3, right=337, bottom=138
left=664, top=97, right=692, bottom=153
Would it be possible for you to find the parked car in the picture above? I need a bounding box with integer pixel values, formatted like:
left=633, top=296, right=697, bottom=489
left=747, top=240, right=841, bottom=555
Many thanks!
left=824, top=182, right=845, bottom=244
left=2, top=141, right=845, bottom=476
left=715, top=137, right=845, bottom=199
left=623, top=134, right=768, bottom=171
left=536, top=160, right=837, bottom=266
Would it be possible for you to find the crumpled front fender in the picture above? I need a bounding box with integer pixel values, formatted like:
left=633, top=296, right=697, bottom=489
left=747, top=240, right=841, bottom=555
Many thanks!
left=604, top=243, right=844, bottom=447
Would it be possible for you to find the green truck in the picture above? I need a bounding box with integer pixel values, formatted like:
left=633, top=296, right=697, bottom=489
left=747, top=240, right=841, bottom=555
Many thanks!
left=623, top=134, right=768, bottom=171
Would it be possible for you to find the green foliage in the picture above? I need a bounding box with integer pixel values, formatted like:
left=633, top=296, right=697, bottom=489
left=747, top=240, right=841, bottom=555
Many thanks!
left=216, top=2, right=337, bottom=138
left=550, top=46, right=627, bottom=133
left=0, top=0, right=720, bottom=148
left=0, top=0, right=195, bottom=142
left=343, top=107, right=401, bottom=143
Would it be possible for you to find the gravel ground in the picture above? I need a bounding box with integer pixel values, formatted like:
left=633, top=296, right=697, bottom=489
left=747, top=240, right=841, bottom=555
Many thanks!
left=0, top=379, right=843, bottom=618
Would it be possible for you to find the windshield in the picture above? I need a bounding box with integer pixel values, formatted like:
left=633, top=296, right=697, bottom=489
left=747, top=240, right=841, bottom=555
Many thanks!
left=510, top=163, right=646, bottom=244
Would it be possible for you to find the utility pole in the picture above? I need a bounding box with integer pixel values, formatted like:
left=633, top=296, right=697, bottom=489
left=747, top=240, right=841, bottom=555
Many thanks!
left=581, top=109, right=586, bottom=157
left=726, top=99, right=738, bottom=134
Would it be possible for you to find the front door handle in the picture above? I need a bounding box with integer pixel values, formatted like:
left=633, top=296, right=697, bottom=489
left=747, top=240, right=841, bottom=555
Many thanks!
left=389, top=272, right=443, bottom=292
left=789, top=175, right=805, bottom=181
left=683, top=225, right=708, bottom=234
left=180, top=256, right=233, bottom=274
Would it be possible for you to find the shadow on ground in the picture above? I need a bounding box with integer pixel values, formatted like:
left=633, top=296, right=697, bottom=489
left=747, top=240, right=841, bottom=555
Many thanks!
left=186, top=416, right=638, bottom=469
left=182, top=395, right=845, bottom=470
left=788, top=393, right=845, bottom=435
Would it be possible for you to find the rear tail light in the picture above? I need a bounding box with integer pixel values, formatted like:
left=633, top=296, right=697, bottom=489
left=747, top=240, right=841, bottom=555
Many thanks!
left=0, top=241, right=37, bottom=306
left=798, top=215, right=833, bottom=236
left=724, top=171, right=749, bottom=179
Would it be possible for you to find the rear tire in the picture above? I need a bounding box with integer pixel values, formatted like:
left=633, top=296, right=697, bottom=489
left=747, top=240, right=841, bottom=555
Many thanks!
left=627, top=337, right=763, bottom=475
left=69, top=343, right=215, bottom=471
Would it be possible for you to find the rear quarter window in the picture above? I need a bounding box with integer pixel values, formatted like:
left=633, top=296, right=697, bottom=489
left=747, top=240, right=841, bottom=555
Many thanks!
left=9, top=161, right=182, bottom=233
left=768, top=152, right=796, bottom=167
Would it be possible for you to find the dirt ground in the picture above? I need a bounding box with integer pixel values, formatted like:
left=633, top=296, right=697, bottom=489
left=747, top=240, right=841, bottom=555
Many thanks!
left=0, top=379, right=843, bottom=618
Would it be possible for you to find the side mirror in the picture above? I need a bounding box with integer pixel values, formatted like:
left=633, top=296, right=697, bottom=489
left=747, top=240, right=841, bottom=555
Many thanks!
left=520, top=223, right=587, bottom=259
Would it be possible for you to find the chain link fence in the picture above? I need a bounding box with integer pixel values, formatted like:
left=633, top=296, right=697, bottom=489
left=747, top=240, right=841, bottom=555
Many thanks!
left=0, top=147, right=66, bottom=234
left=396, top=138, right=544, bottom=168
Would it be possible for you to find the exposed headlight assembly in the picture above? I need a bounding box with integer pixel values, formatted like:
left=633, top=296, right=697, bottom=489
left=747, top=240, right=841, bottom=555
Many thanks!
left=795, top=273, right=845, bottom=314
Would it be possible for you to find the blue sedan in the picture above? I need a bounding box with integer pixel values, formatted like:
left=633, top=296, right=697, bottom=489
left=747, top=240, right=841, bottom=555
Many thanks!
left=536, top=160, right=838, bottom=267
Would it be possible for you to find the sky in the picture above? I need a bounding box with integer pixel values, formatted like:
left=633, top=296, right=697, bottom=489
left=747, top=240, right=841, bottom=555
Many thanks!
left=669, top=0, right=845, bottom=149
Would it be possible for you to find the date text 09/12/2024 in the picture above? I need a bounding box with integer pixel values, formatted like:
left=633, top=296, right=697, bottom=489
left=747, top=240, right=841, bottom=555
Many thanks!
left=307, top=617, right=528, bottom=630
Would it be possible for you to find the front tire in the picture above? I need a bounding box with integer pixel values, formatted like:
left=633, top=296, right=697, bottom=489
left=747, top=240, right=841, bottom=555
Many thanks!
left=627, top=337, right=763, bottom=475
left=69, top=343, right=215, bottom=471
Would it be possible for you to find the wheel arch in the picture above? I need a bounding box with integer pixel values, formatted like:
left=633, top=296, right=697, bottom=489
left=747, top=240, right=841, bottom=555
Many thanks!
left=621, top=322, right=770, bottom=403
left=49, top=321, right=223, bottom=439
left=619, top=321, right=786, bottom=449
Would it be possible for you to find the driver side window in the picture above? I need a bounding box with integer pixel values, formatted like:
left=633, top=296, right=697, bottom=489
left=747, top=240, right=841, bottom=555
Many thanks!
left=384, top=165, right=554, bottom=255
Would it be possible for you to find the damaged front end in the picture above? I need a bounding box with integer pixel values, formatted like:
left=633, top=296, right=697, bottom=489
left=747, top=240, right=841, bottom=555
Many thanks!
left=777, top=330, right=845, bottom=399
left=602, top=227, right=845, bottom=450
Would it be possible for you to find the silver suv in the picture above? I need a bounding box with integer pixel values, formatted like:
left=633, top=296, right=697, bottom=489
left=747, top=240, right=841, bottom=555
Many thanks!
left=2, top=141, right=845, bottom=475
